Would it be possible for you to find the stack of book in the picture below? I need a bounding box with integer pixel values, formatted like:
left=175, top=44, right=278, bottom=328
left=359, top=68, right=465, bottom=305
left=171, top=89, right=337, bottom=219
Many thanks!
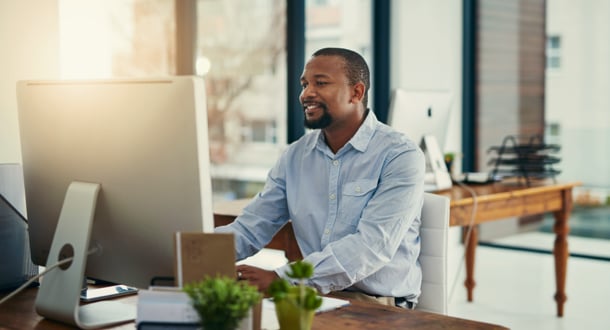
left=136, top=287, right=200, bottom=329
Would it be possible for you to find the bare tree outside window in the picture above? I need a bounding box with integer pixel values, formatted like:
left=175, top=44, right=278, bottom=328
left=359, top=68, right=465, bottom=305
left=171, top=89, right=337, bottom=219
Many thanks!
left=197, top=0, right=287, bottom=165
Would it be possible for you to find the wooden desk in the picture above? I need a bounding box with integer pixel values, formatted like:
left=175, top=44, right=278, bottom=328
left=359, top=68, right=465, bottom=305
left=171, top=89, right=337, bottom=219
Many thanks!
left=0, top=287, right=507, bottom=329
left=0, top=287, right=136, bottom=330
left=214, top=180, right=580, bottom=317
left=313, top=298, right=508, bottom=329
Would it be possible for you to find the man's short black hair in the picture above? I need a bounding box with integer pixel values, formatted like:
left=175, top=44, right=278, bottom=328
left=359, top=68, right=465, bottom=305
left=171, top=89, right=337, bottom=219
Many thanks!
left=312, top=48, right=370, bottom=109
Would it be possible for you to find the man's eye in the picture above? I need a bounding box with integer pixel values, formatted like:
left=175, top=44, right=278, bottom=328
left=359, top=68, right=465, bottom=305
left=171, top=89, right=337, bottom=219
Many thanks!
left=316, top=81, right=328, bottom=86
left=301, top=83, right=308, bottom=89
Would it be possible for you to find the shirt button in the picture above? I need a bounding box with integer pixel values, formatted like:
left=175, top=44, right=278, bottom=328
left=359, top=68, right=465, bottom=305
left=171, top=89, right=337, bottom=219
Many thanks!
left=333, top=160, right=339, bottom=166
left=355, top=186, right=361, bottom=192
left=329, top=194, right=336, bottom=200
left=324, top=229, right=330, bottom=235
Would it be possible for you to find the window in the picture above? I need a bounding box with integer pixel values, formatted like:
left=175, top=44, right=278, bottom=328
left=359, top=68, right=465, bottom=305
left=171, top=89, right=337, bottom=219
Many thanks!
left=546, top=35, right=562, bottom=71
left=195, top=0, right=287, bottom=200
left=197, top=0, right=286, bottom=164
left=59, top=0, right=175, bottom=78
left=305, top=0, right=372, bottom=66
left=206, top=0, right=373, bottom=199
left=545, top=4, right=610, bottom=242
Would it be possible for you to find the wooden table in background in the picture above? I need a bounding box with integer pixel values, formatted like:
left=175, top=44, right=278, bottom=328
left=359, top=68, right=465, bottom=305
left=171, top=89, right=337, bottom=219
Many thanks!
left=214, top=180, right=580, bottom=317
left=0, top=287, right=508, bottom=329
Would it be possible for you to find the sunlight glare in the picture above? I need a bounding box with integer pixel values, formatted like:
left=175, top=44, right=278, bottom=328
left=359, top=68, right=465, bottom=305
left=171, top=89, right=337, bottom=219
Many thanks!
left=59, top=0, right=113, bottom=78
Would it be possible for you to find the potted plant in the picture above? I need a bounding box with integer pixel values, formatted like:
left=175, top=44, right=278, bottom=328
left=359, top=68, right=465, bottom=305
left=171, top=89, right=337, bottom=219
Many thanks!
left=183, top=275, right=262, bottom=330
left=444, top=152, right=455, bottom=173
left=267, top=260, right=323, bottom=330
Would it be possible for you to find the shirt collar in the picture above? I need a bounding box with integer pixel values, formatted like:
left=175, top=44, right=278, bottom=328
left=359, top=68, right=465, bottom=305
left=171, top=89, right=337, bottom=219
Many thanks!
left=349, top=109, right=377, bottom=152
left=309, top=109, right=378, bottom=153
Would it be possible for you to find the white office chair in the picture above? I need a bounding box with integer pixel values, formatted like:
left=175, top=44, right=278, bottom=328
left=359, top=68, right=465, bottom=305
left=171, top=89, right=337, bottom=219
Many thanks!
left=416, top=192, right=450, bottom=315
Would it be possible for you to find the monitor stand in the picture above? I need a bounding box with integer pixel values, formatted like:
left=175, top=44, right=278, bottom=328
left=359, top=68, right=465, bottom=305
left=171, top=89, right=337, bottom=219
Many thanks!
left=420, top=135, right=453, bottom=192
left=35, top=182, right=135, bottom=329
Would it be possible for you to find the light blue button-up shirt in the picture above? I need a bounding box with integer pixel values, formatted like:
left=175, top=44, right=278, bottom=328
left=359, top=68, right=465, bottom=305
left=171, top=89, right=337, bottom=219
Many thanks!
left=216, top=111, right=425, bottom=301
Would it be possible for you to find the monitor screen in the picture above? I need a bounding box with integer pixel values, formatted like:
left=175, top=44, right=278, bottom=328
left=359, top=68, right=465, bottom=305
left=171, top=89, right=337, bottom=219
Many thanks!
left=17, top=77, right=214, bottom=290
left=387, top=89, right=453, bottom=152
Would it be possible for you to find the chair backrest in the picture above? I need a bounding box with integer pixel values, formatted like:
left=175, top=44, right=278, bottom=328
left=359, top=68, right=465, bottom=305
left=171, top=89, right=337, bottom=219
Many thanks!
left=416, top=192, right=450, bottom=314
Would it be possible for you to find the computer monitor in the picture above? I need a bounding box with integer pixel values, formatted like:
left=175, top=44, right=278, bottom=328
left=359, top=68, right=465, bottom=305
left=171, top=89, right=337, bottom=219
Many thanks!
left=388, top=89, right=454, bottom=191
left=387, top=89, right=453, bottom=152
left=17, top=76, right=214, bottom=328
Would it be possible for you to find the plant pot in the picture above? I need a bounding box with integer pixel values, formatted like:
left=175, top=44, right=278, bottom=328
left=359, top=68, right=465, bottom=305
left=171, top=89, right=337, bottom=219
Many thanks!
left=195, top=307, right=254, bottom=330
left=183, top=276, right=262, bottom=330
left=235, top=307, right=253, bottom=330
left=274, top=299, right=315, bottom=330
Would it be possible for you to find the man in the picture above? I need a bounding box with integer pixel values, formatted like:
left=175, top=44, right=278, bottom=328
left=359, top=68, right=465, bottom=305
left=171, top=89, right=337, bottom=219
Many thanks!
left=215, top=47, right=425, bottom=308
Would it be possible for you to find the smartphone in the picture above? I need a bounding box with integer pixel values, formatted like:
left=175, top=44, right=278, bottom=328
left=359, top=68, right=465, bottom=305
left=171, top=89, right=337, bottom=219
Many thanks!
left=80, top=285, right=138, bottom=303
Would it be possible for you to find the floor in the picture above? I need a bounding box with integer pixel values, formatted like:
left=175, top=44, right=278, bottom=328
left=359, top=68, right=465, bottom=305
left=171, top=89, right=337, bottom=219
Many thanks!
left=448, top=232, right=610, bottom=330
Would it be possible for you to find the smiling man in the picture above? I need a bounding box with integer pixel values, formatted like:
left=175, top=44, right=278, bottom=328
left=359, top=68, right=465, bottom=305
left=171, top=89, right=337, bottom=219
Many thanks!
left=215, top=47, right=426, bottom=309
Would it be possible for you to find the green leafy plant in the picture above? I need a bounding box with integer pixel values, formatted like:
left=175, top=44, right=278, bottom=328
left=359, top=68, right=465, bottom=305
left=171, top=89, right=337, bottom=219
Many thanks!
left=183, top=275, right=262, bottom=330
left=268, top=260, right=322, bottom=330
left=444, top=152, right=455, bottom=172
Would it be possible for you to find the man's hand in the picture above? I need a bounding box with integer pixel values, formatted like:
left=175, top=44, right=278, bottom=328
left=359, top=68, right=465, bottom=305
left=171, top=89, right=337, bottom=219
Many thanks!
left=236, top=264, right=279, bottom=294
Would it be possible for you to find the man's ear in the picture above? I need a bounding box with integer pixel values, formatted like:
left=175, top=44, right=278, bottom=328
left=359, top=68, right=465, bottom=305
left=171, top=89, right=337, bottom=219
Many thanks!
left=351, top=82, right=366, bottom=104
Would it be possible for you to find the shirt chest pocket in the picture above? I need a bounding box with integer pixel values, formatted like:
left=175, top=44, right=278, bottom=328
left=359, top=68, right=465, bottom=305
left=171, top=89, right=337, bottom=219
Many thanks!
left=338, top=179, right=378, bottom=226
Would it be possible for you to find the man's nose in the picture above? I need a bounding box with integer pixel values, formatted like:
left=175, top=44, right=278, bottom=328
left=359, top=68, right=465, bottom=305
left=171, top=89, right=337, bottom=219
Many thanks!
left=301, top=84, right=316, bottom=98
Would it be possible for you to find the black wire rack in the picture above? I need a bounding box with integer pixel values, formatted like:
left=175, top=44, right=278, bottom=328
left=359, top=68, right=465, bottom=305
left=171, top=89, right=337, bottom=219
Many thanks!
left=487, top=135, right=561, bottom=186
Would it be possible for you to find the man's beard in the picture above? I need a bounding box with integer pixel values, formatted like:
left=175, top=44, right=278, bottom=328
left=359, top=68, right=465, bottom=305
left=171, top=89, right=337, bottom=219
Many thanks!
left=304, top=107, right=332, bottom=129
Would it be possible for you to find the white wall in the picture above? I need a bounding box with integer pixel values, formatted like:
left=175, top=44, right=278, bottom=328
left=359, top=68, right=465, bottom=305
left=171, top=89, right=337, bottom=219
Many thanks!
left=391, top=0, right=465, bottom=302
left=0, top=0, right=59, bottom=163
left=390, top=0, right=463, bottom=155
